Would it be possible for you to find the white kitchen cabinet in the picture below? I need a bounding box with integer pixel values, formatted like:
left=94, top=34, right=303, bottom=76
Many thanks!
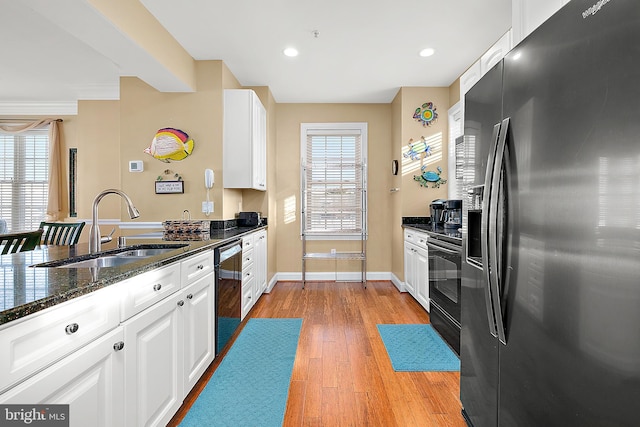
left=403, top=241, right=416, bottom=295
left=223, top=89, right=267, bottom=191
left=512, top=0, right=569, bottom=46
left=254, top=229, right=267, bottom=294
left=460, top=60, right=482, bottom=101
left=123, top=290, right=184, bottom=427
left=0, top=284, right=120, bottom=393
left=0, top=326, right=125, bottom=427
left=480, top=30, right=512, bottom=74
left=182, top=265, right=215, bottom=393
left=119, top=262, right=181, bottom=321
left=415, top=247, right=430, bottom=311
left=403, top=229, right=430, bottom=312
left=241, top=233, right=255, bottom=319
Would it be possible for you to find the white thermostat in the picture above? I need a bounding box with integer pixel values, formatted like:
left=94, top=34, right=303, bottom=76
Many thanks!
left=129, top=160, right=143, bottom=172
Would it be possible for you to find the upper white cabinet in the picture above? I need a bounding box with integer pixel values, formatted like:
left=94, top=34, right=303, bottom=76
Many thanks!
left=460, top=61, right=482, bottom=101
left=460, top=30, right=513, bottom=101
left=512, top=0, right=569, bottom=46
left=480, top=30, right=512, bottom=75
left=223, top=89, right=267, bottom=191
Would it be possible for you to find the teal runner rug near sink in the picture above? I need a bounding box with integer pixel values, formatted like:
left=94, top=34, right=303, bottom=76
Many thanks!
left=377, top=324, right=460, bottom=372
left=180, top=318, right=302, bottom=427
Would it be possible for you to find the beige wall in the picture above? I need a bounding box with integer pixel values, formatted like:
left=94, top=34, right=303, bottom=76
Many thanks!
left=389, top=87, right=451, bottom=280
left=118, top=60, right=244, bottom=225
left=274, top=103, right=393, bottom=274
left=449, top=78, right=461, bottom=107
left=390, top=91, right=404, bottom=281
left=398, top=87, right=450, bottom=216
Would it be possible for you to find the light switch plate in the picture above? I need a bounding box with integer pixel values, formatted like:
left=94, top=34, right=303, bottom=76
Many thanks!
left=202, top=201, right=214, bottom=213
left=129, top=160, right=143, bottom=172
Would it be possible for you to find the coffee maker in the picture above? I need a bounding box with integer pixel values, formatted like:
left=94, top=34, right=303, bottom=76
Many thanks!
left=443, top=199, right=462, bottom=229
left=429, top=199, right=447, bottom=226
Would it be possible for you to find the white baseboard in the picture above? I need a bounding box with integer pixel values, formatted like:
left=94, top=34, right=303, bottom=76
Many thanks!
left=272, top=271, right=404, bottom=287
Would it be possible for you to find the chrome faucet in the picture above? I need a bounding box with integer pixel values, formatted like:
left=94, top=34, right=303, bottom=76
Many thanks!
left=89, top=189, right=140, bottom=253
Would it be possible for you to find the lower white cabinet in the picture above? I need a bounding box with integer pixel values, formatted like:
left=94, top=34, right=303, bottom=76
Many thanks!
left=254, top=230, right=267, bottom=294
left=183, top=272, right=215, bottom=393
left=0, top=326, right=125, bottom=427
left=124, top=290, right=184, bottom=427
left=403, top=241, right=416, bottom=295
left=404, top=229, right=430, bottom=312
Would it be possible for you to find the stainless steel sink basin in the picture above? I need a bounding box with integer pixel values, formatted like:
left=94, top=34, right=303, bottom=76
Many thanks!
left=56, top=256, right=143, bottom=269
left=32, top=244, right=189, bottom=268
left=115, top=248, right=179, bottom=257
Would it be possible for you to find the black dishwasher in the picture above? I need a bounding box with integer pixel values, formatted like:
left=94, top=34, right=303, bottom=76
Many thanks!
left=214, top=239, right=243, bottom=355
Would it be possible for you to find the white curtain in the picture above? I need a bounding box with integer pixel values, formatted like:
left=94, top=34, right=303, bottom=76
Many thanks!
left=0, top=119, right=63, bottom=221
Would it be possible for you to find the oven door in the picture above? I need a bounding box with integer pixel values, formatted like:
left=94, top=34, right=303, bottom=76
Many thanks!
left=427, top=238, right=462, bottom=324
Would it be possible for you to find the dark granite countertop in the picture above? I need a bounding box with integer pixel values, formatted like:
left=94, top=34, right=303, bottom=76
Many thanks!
left=402, top=217, right=462, bottom=245
left=0, top=225, right=266, bottom=327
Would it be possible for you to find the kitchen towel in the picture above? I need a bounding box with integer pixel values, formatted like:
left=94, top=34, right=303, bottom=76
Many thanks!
left=377, top=324, right=460, bottom=372
left=180, top=317, right=302, bottom=427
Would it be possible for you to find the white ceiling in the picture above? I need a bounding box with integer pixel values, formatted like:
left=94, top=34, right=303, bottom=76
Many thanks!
left=0, top=0, right=511, bottom=108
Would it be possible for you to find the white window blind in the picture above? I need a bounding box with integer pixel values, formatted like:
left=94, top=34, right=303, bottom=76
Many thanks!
left=301, top=123, right=367, bottom=239
left=0, top=130, right=49, bottom=232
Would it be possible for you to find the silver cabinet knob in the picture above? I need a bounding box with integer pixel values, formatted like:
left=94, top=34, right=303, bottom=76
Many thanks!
left=113, top=341, right=125, bottom=351
left=197, top=264, right=204, bottom=270
left=65, top=323, right=79, bottom=334
left=153, top=284, right=162, bottom=291
left=186, top=294, right=193, bottom=299
left=177, top=300, right=185, bottom=307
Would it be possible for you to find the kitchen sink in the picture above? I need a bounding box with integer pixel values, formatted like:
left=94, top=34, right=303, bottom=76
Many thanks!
left=114, top=248, right=179, bottom=257
left=56, top=255, right=143, bottom=269
left=32, top=244, right=188, bottom=268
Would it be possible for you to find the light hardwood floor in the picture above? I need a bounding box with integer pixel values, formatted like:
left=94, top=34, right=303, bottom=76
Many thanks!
left=169, top=281, right=466, bottom=426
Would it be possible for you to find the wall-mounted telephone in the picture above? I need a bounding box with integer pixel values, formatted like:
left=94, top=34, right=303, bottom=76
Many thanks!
left=204, top=169, right=214, bottom=189
left=203, top=169, right=214, bottom=216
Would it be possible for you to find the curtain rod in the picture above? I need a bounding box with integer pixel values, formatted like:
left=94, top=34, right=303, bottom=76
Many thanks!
left=0, top=118, right=63, bottom=122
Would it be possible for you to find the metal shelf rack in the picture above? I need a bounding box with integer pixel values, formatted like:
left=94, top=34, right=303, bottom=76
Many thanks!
left=301, top=162, right=367, bottom=289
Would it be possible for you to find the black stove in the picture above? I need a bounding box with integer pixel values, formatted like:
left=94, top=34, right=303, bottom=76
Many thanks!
left=403, top=218, right=462, bottom=355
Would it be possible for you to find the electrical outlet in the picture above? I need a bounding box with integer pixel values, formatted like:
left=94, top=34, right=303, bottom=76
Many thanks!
left=202, top=201, right=214, bottom=213
left=330, top=248, right=336, bottom=254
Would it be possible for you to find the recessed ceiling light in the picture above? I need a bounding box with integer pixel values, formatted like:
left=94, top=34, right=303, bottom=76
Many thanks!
left=419, top=48, right=435, bottom=57
left=283, top=47, right=299, bottom=57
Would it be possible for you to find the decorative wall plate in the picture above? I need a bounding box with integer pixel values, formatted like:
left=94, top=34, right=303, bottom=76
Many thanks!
left=414, top=165, right=447, bottom=188
left=413, top=102, right=438, bottom=127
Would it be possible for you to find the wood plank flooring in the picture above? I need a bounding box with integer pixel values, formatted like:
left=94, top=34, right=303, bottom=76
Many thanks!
left=169, top=281, right=466, bottom=426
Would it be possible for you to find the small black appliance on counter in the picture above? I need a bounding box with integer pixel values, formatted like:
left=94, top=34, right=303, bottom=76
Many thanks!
left=237, top=211, right=261, bottom=227
left=429, top=199, right=447, bottom=226
left=443, top=199, right=462, bottom=229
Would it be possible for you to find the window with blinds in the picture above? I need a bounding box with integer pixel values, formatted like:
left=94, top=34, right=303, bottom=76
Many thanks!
left=0, top=130, right=49, bottom=232
left=301, top=123, right=367, bottom=240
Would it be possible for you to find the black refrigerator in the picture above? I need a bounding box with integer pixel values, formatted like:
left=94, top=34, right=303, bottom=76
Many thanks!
left=460, top=1, right=640, bottom=426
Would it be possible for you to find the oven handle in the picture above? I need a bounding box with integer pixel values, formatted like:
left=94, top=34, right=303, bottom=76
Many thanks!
left=426, top=241, right=460, bottom=255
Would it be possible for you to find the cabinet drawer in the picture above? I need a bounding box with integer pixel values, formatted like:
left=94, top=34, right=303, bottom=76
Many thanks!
left=241, top=276, right=255, bottom=320
left=181, top=250, right=214, bottom=286
left=120, top=262, right=181, bottom=321
left=242, top=233, right=254, bottom=251
left=404, top=228, right=428, bottom=249
left=242, top=247, right=254, bottom=271
left=0, top=285, right=121, bottom=393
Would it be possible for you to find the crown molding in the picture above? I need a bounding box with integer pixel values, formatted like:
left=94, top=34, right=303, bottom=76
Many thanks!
left=0, top=101, right=78, bottom=116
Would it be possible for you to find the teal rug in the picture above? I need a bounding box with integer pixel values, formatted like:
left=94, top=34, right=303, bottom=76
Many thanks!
left=180, top=318, right=303, bottom=427
left=377, top=324, right=460, bottom=372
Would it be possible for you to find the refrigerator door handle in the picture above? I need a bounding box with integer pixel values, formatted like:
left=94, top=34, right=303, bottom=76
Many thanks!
left=481, top=122, right=502, bottom=338
left=489, top=117, right=510, bottom=345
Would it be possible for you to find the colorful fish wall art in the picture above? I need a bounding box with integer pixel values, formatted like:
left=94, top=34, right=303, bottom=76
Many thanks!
left=413, top=102, right=438, bottom=127
left=403, top=136, right=432, bottom=161
left=144, top=128, right=194, bottom=163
